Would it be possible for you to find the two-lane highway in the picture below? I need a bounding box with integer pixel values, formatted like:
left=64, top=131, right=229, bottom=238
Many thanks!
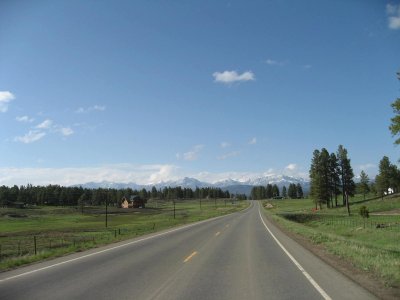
left=0, top=202, right=376, bottom=299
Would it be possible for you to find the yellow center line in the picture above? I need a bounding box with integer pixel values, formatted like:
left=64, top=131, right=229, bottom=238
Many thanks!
left=215, top=231, right=221, bottom=236
left=183, top=251, right=198, bottom=263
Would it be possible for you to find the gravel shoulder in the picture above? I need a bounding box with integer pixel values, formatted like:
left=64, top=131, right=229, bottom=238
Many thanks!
left=262, top=211, right=400, bottom=300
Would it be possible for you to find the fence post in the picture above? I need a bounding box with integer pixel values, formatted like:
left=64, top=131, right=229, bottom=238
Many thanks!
left=34, top=236, right=37, bottom=255
left=114, top=230, right=117, bottom=238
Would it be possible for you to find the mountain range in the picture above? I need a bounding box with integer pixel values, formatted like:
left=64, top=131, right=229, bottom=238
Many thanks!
left=74, top=175, right=310, bottom=196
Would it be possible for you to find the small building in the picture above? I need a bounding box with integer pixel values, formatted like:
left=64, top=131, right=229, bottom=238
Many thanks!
left=121, top=195, right=146, bottom=208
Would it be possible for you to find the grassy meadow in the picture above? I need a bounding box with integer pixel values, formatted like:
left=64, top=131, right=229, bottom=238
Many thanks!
left=0, top=198, right=248, bottom=271
left=262, top=195, right=400, bottom=288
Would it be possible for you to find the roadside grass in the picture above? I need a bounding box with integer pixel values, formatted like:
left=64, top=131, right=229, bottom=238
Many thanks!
left=261, top=195, right=400, bottom=288
left=0, top=199, right=248, bottom=271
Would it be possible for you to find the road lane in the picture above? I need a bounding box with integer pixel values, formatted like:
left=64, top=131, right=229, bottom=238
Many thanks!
left=0, top=201, right=376, bottom=300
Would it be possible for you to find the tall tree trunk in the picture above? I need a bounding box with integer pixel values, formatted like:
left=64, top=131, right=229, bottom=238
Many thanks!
left=346, top=192, right=350, bottom=216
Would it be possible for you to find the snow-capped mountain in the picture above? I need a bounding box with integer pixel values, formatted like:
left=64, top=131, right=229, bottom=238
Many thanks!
left=75, top=175, right=309, bottom=195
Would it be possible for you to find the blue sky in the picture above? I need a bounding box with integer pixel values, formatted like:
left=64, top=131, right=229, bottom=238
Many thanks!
left=0, top=0, right=399, bottom=186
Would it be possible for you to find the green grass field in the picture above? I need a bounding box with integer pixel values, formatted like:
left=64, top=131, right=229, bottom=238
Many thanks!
left=262, top=195, right=400, bottom=288
left=0, top=198, right=248, bottom=271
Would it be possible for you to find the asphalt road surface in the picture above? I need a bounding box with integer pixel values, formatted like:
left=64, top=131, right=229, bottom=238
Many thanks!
left=0, top=201, right=376, bottom=300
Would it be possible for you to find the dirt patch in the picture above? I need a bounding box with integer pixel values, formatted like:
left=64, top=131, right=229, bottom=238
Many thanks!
left=371, top=209, right=400, bottom=216
left=5, top=213, right=28, bottom=218
left=264, top=213, right=400, bottom=300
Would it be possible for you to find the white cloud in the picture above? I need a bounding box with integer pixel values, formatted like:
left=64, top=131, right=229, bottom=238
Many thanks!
left=0, top=164, right=312, bottom=187
left=0, top=91, right=15, bottom=112
left=213, top=70, right=255, bottom=84
left=148, top=165, right=180, bottom=184
left=15, top=118, right=74, bottom=142
left=36, top=119, right=53, bottom=129
left=58, top=127, right=74, bottom=136
left=0, top=164, right=181, bottom=186
left=182, top=144, right=204, bottom=161
left=386, top=4, right=400, bottom=30
left=248, top=137, right=257, bottom=145
left=220, top=142, right=231, bottom=148
left=265, top=59, right=286, bottom=66
left=16, top=115, right=35, bottom=123
left=14, top=130, right=46, bottom=144
left=217, top=151, right=240, bottom=160
left=76, top=105, right=106, bottom=113
left=285, top=163, right=297, bottom=171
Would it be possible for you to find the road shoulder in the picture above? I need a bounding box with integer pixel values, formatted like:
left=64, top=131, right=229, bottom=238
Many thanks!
left=260, top=205, right=400, bottom=300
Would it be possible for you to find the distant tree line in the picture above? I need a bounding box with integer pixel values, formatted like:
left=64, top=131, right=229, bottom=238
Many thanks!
left=250, top=183, right=303, bottom=200
left=0, top=185, right=246, bottom=207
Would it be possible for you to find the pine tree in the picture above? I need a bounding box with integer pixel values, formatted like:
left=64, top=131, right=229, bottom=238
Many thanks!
left=309, top=149, right=331, bottom=209
left=375, top=156, right=400, bottom=196
left=359, top=170, right=370, bottom=200
left=329, top=152, right=341, bottom=207
left=272, top=184, right=279, bottom=197
left=296, top=183, right=303, bottom=199
left=266, top=184, right=273, bottom=198
left=337, top=145, right=355, bottom=215
left=282, top=186, right=287, bottom=198
left=389, top=72, right=400, bottom=144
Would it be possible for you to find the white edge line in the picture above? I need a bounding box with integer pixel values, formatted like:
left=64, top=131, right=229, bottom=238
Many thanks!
left=258, top=202, right=332, bottom=300
left=0, top=201, right=253, bottom=283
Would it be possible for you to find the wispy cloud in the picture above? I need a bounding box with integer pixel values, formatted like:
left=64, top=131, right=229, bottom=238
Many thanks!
left=36, top=119, right=53, bottom=129
left=0, top=91, right=15, bottom=113
left=213, top=70, right=255, bottom=84
left=75, top=105, right=106, bottom=113
left=15, top=118, right=74, bottom=143
left=14, top=130, right=46, bottom=144
left=58, top=127, right=74, bottom=136
left=220, top=142, right=231, bottom=148
left=217, top=151, right=240, bottom=160
left=16, top=115, right=35, bottom=123
left=387, top=3, right=400, bottom=30
left=177, top=145, right=205, bottom=161
left=248, top=137, right=257, bottom=145
left=265, top=59, right=286, bottom=66
left=285, top=163, right=297, bottom=171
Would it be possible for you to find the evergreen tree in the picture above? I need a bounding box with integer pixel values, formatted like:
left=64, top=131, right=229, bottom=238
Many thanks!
left=337, top=145, right=355, bottom=215
left=359, top=170, right=370, bottom=200
left=266, top=184, right=273, bottom=198
left=389, top=72, right=400, bottom=144
left=375, top=156, right=400, bottom=196
left=329, top=153, right=341, bottom=207
left=288, top=183, right=297, bottom=199
left=296, top=183, right=303, bottom=199
left=282, top=186, right=287, bottom=198
left=309, top=149, right=331, bottom=209
left=272, top=184, right=279, bottom=197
